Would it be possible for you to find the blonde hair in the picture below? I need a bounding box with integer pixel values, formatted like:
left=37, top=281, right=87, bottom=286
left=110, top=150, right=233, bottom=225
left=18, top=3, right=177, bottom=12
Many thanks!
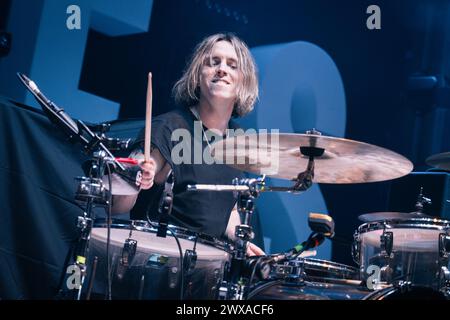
left=172, top=33, right=258, bottom=117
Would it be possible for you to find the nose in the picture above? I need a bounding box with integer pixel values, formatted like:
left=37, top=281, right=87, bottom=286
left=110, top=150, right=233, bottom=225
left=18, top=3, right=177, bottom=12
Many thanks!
left=216, top=61, right=228, bottom=77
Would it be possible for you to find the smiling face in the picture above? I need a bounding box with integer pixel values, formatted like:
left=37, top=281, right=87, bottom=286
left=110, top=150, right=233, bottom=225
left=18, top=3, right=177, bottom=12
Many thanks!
left=199, top=40, right=242, bottom=107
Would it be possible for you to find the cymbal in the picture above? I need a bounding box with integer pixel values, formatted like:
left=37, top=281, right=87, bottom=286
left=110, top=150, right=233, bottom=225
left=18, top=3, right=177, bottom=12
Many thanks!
left=426, top=152, right=450, bottom=171
left=358, top=211, right=433, bottom=222
left=210, top=133, right=413, bottom=183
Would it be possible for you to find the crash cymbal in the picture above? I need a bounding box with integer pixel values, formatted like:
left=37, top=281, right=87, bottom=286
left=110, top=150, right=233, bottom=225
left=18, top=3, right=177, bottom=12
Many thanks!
left=426, top=152, right=450, bottom=171
left=358, top=211, right=433, bottom=222
left=210, top=132, right=413, bottom=183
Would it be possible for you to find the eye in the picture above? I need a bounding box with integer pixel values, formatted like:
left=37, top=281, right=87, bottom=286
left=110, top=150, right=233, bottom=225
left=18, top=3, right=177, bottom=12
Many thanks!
left=211, top=57, right=221, bottom=66
left=228, top=60, right=238, bottom=70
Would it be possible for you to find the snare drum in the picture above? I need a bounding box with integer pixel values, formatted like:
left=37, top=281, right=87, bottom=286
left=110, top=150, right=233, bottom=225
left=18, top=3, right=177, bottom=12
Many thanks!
left=248, top=258, right=364, bottom=300
left=273, top=258, right=359, bottom=282
left=353, top=217, right=450, bottom=290
left=86, top=219, right=232, bottom=299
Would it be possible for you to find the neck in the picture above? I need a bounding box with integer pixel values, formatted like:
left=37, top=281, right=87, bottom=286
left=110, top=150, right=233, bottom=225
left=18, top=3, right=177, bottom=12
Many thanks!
left=195, top=99, right=234, bottom=135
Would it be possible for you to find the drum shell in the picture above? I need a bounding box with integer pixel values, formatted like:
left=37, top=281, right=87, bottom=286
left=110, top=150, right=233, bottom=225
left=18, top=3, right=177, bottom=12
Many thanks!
left=353, top=218, right=450, bottom=289
left=86, top=220, right=231, bottom=300
left=248, top=279, right=368, bottom=300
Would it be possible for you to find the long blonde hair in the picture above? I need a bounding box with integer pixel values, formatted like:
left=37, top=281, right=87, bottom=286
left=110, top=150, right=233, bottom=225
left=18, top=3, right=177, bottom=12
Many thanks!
left=172, top=33, right=258, bottom=117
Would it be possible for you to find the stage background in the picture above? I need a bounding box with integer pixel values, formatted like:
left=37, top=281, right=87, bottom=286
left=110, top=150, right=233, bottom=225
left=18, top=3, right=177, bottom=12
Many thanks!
left=1, top=0, right=450, bottom=299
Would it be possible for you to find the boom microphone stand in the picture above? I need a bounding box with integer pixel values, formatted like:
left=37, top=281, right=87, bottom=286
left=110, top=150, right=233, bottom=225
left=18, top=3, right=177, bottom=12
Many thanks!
left=17, top=73, right=131, bottom=300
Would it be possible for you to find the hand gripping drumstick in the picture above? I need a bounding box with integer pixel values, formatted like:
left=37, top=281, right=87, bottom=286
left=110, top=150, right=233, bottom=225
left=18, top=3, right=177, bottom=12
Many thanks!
left=144, top=72, right=152, bottom=162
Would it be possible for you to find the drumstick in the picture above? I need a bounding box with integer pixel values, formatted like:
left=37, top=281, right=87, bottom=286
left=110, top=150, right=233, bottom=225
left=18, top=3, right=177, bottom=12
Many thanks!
left=144, top=72, right=152, bottom=162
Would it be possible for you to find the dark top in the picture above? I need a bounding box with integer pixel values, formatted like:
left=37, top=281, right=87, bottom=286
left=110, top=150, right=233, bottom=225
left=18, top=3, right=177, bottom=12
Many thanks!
left=130, top=107, right=243, bottom=239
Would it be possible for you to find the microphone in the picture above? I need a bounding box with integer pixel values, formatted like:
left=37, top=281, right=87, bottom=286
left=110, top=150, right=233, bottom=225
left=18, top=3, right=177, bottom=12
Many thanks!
left=271, top=233, right=325, bottom=263
left=17, top=73, right=79, bottom=135
left=271, top=213, right=335, bottom=263
left=18, top=73, right=127, bottom=172
left=102, top=137, right=132, bottom=151
left=290, top=233, right=325, bottom=254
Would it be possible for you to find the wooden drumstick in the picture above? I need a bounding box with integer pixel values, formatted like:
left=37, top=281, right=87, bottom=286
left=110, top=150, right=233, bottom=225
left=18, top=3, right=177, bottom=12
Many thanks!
left=144, top=72, right=152, bottom=162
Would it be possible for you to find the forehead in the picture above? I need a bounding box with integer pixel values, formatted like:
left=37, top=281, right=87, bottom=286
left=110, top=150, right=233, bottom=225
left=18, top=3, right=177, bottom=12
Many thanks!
left=209, top=41, right=238, bottom=60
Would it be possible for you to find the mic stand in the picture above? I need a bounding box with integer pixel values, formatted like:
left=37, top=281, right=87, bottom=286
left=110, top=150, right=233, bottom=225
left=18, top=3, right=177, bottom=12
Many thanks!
left=17, top=73, right=131, bottom=300
left=57, top=148, right=113, bottom=300
left=219, top=176, right=265, bottom=300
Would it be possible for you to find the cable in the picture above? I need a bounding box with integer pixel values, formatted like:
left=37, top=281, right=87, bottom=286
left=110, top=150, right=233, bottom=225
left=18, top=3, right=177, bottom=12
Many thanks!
left=105, top=163, right=113, bottom=300
left=146, top=211, right=184, bottom=300
left=167, top=226, right=185, bottom=300
left=248, top=256, right=265, bottom=287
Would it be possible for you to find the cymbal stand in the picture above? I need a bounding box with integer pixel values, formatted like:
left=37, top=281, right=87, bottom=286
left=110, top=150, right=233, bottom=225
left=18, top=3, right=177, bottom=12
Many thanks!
left=219, top=176, right=265, bottom=300
left=291, top=145, right=324, bottom=192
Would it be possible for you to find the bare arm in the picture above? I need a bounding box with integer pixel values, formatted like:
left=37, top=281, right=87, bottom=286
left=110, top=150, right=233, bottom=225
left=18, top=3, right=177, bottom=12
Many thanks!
left=110, top=147, right=170, bottom=214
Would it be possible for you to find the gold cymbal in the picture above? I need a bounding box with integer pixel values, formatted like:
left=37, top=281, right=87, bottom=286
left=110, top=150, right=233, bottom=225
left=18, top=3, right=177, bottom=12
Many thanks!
left=426, top=152, right=450, bottom=171
left=211, top=133, right=413, bottom=184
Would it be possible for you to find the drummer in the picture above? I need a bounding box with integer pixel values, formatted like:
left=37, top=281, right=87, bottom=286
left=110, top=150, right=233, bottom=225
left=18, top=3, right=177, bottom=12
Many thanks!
left=113, top=33, right=264, bottom=256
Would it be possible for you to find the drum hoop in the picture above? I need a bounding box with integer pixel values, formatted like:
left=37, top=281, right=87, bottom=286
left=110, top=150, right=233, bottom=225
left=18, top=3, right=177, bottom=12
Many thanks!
left=247, top=280, right=284, bottom=300
left=357, top=218, right=450, bottom=235
left=93, top=218, right=234, bottom=253
left=301, top=258, right=359, bottom=274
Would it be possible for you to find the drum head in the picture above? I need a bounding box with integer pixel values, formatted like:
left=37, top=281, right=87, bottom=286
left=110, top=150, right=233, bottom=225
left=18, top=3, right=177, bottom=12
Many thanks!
left=91, top=227, right=229, bottom=260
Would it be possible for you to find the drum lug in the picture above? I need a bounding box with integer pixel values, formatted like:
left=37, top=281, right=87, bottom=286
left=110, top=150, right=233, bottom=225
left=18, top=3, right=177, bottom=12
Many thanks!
left=438, top=233, right=450, bottom=293
left=351, top=231, right=360, bottom=265
left=439, top=266, right=450, bottom=292
left=395, top=280, right=413, bottom=294
left=439, top=233, right=450, bottom=260
left=183, top=249, right=198, bottom=275
left=121, top=238, right=137, bottom=267
left=218, top=281, right=229, bottom=300
left=380, top=265, right=393, bottom=283
left=380, top=231, right=393, bottom=258
left=218, top=281, right=246, bottom=300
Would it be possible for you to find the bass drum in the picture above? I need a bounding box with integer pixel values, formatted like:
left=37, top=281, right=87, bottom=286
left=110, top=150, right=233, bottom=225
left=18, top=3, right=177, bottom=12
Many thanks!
left=248, top=280, right=448, bottom=300
left=248, top=257, right=449, bottom=300
left=248, top=279, right=369, bottom=300
left=251, top=257, right=367, bottom=300
left=85, top=219, right=232, bottom=300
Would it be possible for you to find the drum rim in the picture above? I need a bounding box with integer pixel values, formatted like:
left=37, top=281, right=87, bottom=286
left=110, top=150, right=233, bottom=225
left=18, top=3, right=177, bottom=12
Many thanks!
left=92, top=218, right=234, bottom=253
left=275, top=258, right=359, bottom=280
left=356, top=217, right=450, bottom=235
left=301, top=258, right=359, bottom=275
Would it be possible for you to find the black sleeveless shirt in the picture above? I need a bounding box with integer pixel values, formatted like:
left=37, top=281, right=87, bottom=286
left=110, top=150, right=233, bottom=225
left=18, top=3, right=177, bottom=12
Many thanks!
left=130, top=107, right=243, bottom=239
